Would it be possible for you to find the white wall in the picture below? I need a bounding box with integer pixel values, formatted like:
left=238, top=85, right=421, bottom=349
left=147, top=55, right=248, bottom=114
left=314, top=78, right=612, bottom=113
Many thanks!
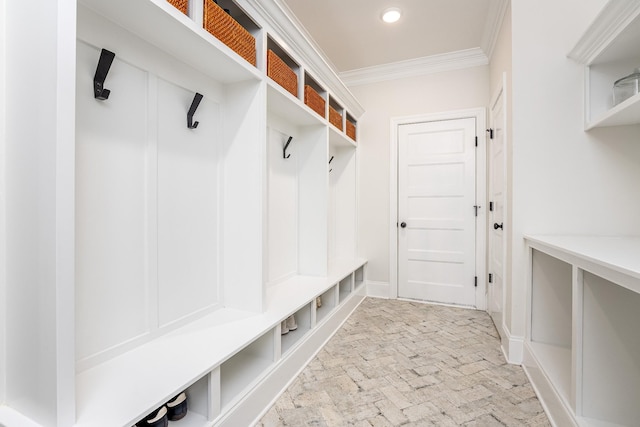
left=350, top=66, right=490, bottom=289
left=509, top=0, right=640, bottom=341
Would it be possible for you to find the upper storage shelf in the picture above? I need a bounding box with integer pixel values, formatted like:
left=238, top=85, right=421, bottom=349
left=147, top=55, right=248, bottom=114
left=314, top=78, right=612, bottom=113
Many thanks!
left=568, top=1, right=640, bottom=130
left=79, top=0, right=262, bottom=84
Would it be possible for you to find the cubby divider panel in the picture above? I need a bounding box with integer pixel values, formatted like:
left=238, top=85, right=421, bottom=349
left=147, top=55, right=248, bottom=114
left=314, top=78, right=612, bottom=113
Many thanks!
left=220, top=331, right=275, bottom=411
left=316, top=285, right=338, bottom=324
left=281, top=303, right=312, bottom=354
left=581, top=271, right=640, bottom=425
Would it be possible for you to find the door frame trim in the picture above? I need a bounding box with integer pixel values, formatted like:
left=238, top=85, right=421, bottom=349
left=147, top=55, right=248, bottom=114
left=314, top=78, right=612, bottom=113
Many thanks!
left=389, top=108, right=487, bottom=309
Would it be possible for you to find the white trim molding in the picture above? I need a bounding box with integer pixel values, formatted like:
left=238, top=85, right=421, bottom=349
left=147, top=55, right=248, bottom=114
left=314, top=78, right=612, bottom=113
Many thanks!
left=247, top=0, right=365, bottom=118
left=501, top=326, right=524, bottom=365
left=480, top=0, right=509, bottom=61
left=567, top=0, right=640, bottom=64
left=340, top=48, right=489, bottom=87
left=389, top=108, right=487, bottom=310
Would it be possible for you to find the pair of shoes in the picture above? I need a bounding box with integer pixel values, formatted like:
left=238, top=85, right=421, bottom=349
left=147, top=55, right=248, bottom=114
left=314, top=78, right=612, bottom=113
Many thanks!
left=135, top=392, right=187, bottom=426
left=166, top=392, right=188, bottom=421
left=286, top=314, right=297, bottom=331
left=281, top=315, right=297, bottom=335
left=135, top=406, right=167, bottom=427
left=316, top=296, right=322, bottom=308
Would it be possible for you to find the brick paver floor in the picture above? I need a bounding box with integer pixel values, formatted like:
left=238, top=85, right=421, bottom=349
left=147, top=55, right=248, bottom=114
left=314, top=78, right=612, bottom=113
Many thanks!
left=257, top=298, right=550, bottom=426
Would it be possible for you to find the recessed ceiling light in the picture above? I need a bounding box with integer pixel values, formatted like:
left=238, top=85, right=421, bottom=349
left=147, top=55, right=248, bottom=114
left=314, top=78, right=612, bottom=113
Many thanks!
left=382, top=7, right=401, bottom=23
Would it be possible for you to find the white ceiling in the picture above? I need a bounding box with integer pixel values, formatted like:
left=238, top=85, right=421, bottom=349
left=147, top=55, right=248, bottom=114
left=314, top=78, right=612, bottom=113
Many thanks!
left=279, top=0, right=507, bottom=79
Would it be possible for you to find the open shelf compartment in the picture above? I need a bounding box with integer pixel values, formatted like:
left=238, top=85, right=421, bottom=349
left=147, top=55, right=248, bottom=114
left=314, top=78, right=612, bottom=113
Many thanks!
left=220, top=330, right=276, bottom=411
left=78, top=0, right=261, bottom=84
left=338, top=274, right=353, bottom=303
left=580, top=271, right=640, bottom=425
left=315, top=285, right=338, bottom=325
left=267, top=36, right=301, bottom=99
left=529, top=249, right=573, bottom=404
left=281, top=303, right=313, bottom=355
left=354, top=265, right=365, bottom=290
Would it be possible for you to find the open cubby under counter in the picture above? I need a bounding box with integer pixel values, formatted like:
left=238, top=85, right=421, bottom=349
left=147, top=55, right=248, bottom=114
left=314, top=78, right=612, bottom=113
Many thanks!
left=524, top=235, right=640, bottom=427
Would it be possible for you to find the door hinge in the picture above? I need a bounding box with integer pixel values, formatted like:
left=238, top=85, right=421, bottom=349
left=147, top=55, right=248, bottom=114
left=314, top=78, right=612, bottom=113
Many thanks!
left=489, top=273, right=493, bottom=283
left=474, top=276, right=478, bottom=287
left=489, top=201, right=494, bottom=212
left=475, top=136, right=478, bottom=147
left=486, top=128, right=494, bottom=139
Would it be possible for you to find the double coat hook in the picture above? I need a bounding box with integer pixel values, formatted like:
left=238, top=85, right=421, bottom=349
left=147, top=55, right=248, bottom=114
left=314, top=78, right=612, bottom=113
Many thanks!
left=283, top=136, right=293, bottom=159
left=187, top=93, right=204, bottom=129
left=94, top=49, right=116, bottom=100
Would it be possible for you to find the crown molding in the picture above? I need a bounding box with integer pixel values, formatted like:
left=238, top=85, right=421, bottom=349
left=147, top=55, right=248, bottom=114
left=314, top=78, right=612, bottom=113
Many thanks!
left=568, top=0, right=640, bottom=64
left=339, top=48, right=489, bottom=87
left=243, top=0, right=365, bottom=118
left=481, top=0, right=509, bottom=61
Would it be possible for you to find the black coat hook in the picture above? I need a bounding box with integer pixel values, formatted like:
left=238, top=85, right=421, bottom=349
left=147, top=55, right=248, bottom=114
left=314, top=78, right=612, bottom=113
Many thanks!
left=94, top=49, right=115, bottom=100
left=329, top=155, right=334, bottom=172
left=283, top=136, right=293, bottom=159
left=187, top=93, right=204, bottom=129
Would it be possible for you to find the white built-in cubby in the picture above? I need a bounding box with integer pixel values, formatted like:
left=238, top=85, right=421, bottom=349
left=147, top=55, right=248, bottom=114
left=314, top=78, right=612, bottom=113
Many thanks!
left=524, top=235, right=640, bottom=427
left=1, top=0, right=366, bottom=426
left=568, top=1, right=640, bottom=130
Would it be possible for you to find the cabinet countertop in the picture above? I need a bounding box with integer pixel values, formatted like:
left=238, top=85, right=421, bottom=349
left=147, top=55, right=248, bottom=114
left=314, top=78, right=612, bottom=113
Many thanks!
left=524, top=235, right=640, bottom=281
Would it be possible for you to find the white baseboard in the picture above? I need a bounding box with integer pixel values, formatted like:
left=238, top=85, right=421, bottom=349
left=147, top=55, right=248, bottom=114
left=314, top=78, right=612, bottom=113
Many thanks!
left=366, top=280, right=390, bottom=299
left=501, top=326, right=524, bottom=365
left=522, top=342, right=577, bottom=427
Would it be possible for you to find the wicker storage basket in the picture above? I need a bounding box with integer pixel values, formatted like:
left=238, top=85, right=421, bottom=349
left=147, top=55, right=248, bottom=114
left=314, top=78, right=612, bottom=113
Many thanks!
left=168, top=0, right=188, bottom=14
left=267, top=50, right=298, bottom=97
left=304, top=85, right=325, bottom=118
left=346, top=120, right=356, bottom=141
left=329, top=106, right=343, bottom=130
left=203, top=0, right=256, bottom=66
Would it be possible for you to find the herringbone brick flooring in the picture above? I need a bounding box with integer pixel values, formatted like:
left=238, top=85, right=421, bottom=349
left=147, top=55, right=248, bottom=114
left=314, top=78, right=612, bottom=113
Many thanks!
left=257, top=298, right=550, bottom=426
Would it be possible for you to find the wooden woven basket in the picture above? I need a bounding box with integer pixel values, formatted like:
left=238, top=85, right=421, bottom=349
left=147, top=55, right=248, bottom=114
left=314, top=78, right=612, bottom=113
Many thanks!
left=346, top=120, right=356, bottom=141
left=267, top=50, right=298, bottom=97
left=204, top=0, right=256, bottom=66
left=329, top=106, right=343, bottom=130
left=304, top=85, right=325, bottom=118
left=168, top=0, right=188, bottom=14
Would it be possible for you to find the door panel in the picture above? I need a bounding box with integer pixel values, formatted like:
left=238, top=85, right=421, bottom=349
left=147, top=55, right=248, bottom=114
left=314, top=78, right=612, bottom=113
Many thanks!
left=488, top=87, right=507, bottom=326
left=398, top=118, right=476, bottom=306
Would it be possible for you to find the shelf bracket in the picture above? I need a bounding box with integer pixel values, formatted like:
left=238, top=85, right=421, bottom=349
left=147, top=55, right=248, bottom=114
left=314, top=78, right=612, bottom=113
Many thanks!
left=187, top=92, right=204, bottom=129
left=283, top=136, right=293, bottom=159
left=93, top=49, right=116, bottom=100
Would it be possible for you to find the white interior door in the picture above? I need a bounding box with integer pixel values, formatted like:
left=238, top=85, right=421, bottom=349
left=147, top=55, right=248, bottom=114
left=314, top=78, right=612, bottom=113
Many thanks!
left=488, top=85, right=507, bottom=327
left=398, top=118, right=477, bottom=307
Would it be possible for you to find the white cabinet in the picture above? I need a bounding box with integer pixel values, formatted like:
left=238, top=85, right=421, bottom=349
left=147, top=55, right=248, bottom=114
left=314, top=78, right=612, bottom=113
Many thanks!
left=524, top=235, right=640, bottom=427
left=1, top=0, right=365, bottom=426
left=568, top=1, right=640, bottom=130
